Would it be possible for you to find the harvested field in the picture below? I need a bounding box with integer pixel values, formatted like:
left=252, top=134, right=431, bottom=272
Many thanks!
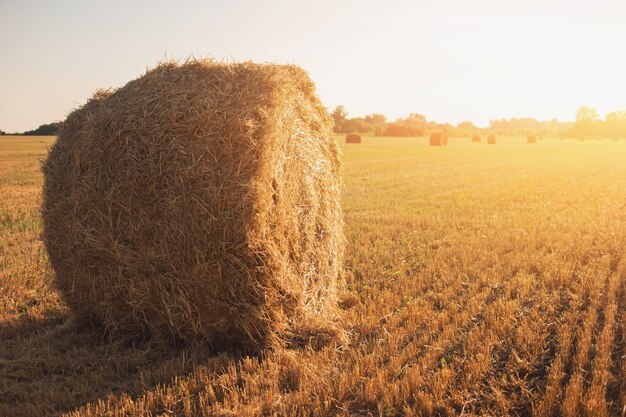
left=1, top=135, right=625, bottom=416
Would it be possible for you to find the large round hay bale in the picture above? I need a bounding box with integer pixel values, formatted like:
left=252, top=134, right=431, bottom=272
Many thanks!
left=527, top=135, right=537, bottom=144
left=471, top=135, right=481, bottom=142
left=345, top=133, right=362, bottom=143
left=430, top=132, right=445, bottom=146
left=487, top=134, right=496, bottom=144
left=42, top=60, right=344, bottom=350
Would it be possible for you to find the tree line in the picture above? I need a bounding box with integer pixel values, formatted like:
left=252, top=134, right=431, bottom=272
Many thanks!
left=3, top=106, right=625, bottom=139
left=331, top=105, right=626, bottom=139
left=0, top=122, right=60, bottom=136
left=331, top=106, right=445, bottom=137
left=568, top=107, right=626, bottom=139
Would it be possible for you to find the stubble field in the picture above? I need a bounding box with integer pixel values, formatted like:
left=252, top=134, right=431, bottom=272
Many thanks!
left=1, top=135, right=625, bottom=416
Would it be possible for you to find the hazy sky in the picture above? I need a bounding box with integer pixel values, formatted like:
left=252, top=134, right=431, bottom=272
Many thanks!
left=2, top=0, right=626, bottom=131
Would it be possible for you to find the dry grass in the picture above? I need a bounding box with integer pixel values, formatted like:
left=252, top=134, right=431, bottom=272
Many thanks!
left=41, top=60, right=343, bottom=350
left=1, top=135, right=625, bottom=416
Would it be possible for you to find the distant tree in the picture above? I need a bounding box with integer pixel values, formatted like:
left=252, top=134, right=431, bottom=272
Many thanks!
left=605, top=111, right=626, bottom=122
left=452, top=121, right=477, bottom=136
left=385, top=113, right=427, bottom=136
left=576, top=106, right=600, bottom=122
left=488, top=117, right=572, bottom=137
left=570, top=106, right=601, bottom=138
left=383, top=123, right=415, bottom=137
left=605, top=111, right=626, bottom=138
left=343, top=117, right=371, bottom=134
left=0, top=129, right=5, bottom=136
left=331, top=106, right=348, bottom=133
left=382, top=116, right=425, bottom=137
left=457, top=121, right=476, bottom=130
left=407, top=113, right=427, bottom=125
left=364, top=113, right=387, bottom=135
left=364, top=113, right=386, bottom=125
left=22, top=122, right=61, bottom=136
left=439, top=123, right=454, bottom=132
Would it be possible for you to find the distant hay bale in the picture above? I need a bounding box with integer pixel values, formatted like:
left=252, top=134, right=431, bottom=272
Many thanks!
left=471, top=135, right=481, bottom=142
left=42, top=60, right=344, bottom=350
left=487, top=134, right=496, bottom=145
left=345, top=133, right=362, bottom=144
left=430, top=132, right=446, bottom=146
left=527, top=135, right=537, bottom=144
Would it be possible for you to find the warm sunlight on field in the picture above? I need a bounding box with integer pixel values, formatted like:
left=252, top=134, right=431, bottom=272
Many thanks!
left=1, top=135, right=624, bottom=416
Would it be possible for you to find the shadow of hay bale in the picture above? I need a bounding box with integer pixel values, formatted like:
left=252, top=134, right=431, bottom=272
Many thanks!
left=0, top=309, right=345, bottom=416
left=0, top=312, right=207, bottom=415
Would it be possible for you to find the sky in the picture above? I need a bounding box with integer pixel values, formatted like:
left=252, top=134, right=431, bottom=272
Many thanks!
left=2, top=0, right=626, bottom=132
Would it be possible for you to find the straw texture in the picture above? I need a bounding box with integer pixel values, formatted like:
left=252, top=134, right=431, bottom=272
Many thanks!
left=42, top=60, right=344, bottom=350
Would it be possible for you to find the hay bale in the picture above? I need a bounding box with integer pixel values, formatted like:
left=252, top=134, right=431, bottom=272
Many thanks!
left=430, top=132, right=446, bottom=146
left=345, top=133, right=362, bottom=144
left=527, top=135, right=537, bottom=144
left=471, top=135, right=481, bottom=142
left=41, top=60, right=344, bottom=350
left=487, top=134, right=496, bottom=145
